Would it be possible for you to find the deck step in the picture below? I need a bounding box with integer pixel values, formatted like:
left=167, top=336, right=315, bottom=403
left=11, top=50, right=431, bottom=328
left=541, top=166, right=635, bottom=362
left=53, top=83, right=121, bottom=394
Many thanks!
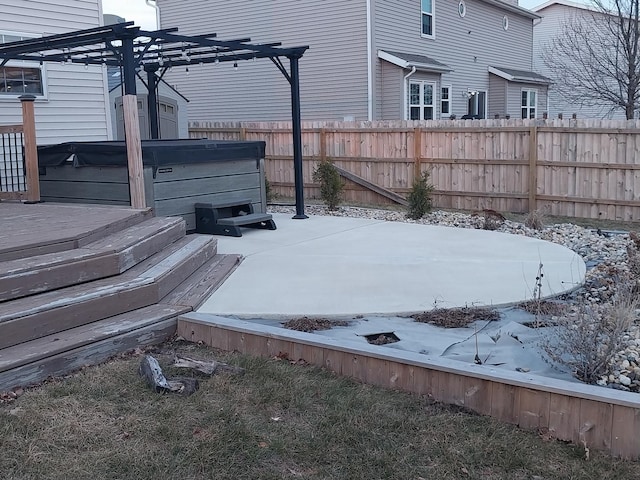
left=0, top=235, right=217, bottom=349
left=0, top=204, right=152, bottom=262
left=164, top=253, right=243, bottom=309
left=0, top=216, right=186, bottom=301
left=0, top=304, right=188, bottom=391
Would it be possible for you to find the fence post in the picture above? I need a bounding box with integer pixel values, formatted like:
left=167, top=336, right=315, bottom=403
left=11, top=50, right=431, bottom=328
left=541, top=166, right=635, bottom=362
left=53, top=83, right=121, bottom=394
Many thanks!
left=122, top=94, right=146, bottom=209
left=413, top=127, right=422, bottom=179
left=528, top=125, right=538, bottom=212
left=320, top=128, right=327, bottom=161
left=239, top=127, right=246, bottom=141
left=19, top=95, right=40, bottom=203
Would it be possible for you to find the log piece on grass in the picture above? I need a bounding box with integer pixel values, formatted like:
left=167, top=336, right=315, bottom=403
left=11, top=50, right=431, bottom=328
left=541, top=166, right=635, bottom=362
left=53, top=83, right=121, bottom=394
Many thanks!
left=173, top=354, right=245, bottom=376
left=139, top=355, right=199, bottom=395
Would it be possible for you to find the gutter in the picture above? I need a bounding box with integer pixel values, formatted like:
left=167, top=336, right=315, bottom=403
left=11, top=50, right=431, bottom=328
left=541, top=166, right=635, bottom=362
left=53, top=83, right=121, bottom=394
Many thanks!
left=403, top=66, right=417, bottom=120
left=145, top=0, right=160, bottom=29
left=366, top=0, right=373, bottom=120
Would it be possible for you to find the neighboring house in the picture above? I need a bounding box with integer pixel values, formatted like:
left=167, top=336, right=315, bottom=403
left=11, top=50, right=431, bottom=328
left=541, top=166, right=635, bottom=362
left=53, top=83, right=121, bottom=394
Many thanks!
left=0, top=0, right=112, bottom=144
left=104, top=14, right=189, bottom=139
left=154, top=0, right=549, bottom=121
left=532, top=0, right=627, bottom=119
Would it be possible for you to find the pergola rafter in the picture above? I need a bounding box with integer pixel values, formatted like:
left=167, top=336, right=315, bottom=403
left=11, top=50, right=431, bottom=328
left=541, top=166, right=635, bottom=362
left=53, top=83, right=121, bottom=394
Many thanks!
left=0, top=22, right=309, bottom=217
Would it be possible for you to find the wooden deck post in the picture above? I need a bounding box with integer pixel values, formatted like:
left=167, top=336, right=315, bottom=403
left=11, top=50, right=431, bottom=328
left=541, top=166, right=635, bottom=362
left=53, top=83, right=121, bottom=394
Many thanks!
left=19, top=95, right=40, bottom=203
left=122, top=94, right=146, bottom=209
left=528, top=125, right=538, bottom=212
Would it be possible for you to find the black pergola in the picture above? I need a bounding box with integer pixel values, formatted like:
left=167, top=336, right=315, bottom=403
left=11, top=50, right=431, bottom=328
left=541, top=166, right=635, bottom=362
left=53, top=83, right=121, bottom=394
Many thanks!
left=0, top=22, right=309, bottom=218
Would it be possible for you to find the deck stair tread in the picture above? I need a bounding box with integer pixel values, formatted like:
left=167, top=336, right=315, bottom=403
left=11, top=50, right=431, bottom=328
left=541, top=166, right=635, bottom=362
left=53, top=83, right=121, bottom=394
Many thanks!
left=0, top=304, right=190, bottom=373
left=0, top=204, right=152, bottom=262
left=0, top=216, right=186, bottom=301
left=163, top=253, right=243, bottom=309
left=0, top=235, right=217, bottom=349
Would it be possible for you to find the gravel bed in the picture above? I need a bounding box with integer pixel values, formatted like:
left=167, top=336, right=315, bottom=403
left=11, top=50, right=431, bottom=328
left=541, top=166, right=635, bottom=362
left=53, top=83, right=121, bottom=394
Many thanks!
left=269, top=204, right=640, bottom=392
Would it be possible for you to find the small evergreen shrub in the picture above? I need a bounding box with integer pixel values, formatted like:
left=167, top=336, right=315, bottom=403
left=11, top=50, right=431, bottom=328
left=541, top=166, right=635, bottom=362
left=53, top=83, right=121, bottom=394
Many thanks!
left=406, top=171, right=434, bottom=220
left=312, top=159, right=344, bottom=210
left=265, top=177, right=277, bottom=203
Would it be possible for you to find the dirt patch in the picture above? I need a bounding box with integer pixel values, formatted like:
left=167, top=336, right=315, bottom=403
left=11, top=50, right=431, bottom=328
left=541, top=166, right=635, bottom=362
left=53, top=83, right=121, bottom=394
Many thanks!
left=364, top=332, right=400, bottom=345
left=412, top=307, right=500, bottom=328
left=518, top=300, right=567, bottom=317
left=282, top=317, right=349, bottom=332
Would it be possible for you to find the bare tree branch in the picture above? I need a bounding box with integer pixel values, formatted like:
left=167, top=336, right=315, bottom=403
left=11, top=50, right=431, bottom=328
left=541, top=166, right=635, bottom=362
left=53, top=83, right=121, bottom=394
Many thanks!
left=542, top=0, right=640, bottom=118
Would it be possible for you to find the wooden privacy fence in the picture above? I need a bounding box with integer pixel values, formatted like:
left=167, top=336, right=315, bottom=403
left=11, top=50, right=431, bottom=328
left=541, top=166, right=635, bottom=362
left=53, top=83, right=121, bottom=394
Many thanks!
left=0, top=96, right=40, bottom=203
left=190, top=119, right=640, bottom=221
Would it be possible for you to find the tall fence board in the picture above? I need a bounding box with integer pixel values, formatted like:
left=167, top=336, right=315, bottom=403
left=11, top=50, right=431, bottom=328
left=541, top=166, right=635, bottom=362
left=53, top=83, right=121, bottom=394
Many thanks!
left=189, top=119, right=640, bottom=221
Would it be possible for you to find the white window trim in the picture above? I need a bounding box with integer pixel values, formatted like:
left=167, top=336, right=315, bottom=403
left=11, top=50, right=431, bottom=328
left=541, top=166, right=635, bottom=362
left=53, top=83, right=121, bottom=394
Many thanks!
left=421, top=0, right=435, bottom=39
left=441, top=84, right=452, bottom=118
left=521, top=88, right=538, bottom=119
left=407, top=80, right=436, bottom=121
left=0, top=30, right=48, bottom=101
left=458, top=0, right=466, bottom=18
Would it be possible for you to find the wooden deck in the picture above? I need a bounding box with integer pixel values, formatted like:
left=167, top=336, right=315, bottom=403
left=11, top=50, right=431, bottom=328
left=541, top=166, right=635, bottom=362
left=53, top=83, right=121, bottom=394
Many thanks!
left=0, top=202, right=241, bottom=391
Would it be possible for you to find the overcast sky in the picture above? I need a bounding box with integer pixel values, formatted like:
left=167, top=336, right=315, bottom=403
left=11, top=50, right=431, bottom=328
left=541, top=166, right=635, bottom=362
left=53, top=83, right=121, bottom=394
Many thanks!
left=101, top=0, right=546, bottom=32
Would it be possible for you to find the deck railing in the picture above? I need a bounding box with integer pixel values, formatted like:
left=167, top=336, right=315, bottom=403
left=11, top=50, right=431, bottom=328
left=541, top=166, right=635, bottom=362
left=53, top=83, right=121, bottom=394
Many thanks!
left=0, top=95, right=40, bottom=203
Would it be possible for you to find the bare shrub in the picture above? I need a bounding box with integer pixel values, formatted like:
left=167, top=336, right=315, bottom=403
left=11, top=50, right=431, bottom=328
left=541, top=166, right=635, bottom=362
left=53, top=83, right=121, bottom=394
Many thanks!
left=524, top=208, right=547, bottom=230
left=543, top=283, right=638, bottom=384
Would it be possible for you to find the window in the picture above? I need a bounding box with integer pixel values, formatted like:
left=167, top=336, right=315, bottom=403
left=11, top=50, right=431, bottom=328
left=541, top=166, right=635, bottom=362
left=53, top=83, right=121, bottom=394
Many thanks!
left=441, top=85, right=451, bottom=117
left=421, top=0, right=434, bottom=37
left=408, top=81, right=435, bottom=120
left=458, top=0, right=466, bottom=17
left=521, top=89, right=537, bottom=119
left=0, top=32, right=45, bottom=97
left=467, top=91, right=486, bottom=119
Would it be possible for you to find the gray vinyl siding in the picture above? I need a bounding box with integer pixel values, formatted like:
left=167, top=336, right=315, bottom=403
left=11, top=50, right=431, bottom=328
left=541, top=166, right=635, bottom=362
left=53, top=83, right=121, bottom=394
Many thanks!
left=533, top=3, right=626, bottom=119
left=156, top=0, right=369, bottom=122
left=0, top=0, right=111, bottom=144
left=374, top=0, right=536, bottom=119
left=380, top=61, right=404, bottom=120
left=488, top=75, right=507, bottom=118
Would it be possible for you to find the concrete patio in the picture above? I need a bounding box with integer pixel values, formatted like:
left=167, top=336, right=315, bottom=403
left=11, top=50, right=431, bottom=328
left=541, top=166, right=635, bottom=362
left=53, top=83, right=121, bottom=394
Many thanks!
left=197, top=213, right=586, bottom=318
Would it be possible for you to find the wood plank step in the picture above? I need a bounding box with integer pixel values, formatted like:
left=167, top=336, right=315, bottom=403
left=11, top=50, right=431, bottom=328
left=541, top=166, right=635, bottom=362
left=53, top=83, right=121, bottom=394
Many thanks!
left=0, top=317, right=179, bottom=392
left=0, top=304, right=190, bottom=374
left=0, top=217, right=186, bottom=302
left=84, top=216, right=186, bottom=271
left=0, top=235, right=217, bottom=349
left=163, top=254, right=243, bottom=309
left=0, top=204, right=152, bottom=262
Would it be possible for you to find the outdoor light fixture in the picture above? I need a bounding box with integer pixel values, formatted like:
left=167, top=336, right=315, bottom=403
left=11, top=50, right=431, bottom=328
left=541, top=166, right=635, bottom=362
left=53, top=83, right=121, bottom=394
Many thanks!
left=185, top=66, right=189, bottom=75
left=463, top=89, right=478, bottom=99
left=233, top=61, right=238, bottom=71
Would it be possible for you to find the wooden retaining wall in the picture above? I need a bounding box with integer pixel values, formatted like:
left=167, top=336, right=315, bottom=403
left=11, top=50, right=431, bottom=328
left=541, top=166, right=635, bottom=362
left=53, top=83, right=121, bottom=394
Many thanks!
left=189, top=119, right=640, bottom=221
left=179, top=312, right=640, bottom=460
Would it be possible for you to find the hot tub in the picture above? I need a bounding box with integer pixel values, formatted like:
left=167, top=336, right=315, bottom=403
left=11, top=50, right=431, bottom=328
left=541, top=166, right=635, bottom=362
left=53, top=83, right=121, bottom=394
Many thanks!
left=37, top=139, right=268, bottom=231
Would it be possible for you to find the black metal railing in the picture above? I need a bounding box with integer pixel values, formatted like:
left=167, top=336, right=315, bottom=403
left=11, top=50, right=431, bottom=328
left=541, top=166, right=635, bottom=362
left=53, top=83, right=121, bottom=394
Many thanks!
left=0, top=126, right=26, bottom=193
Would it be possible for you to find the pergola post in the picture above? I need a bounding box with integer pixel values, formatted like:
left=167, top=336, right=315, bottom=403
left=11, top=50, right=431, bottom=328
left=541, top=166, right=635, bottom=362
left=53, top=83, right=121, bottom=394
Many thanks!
left=289, top=55, right=307, bottom=219
left=145, top=65, right=160, bottom=139
left=19, top=95, right=40, bottom=203
left=121, top=35, right=146, bottom=209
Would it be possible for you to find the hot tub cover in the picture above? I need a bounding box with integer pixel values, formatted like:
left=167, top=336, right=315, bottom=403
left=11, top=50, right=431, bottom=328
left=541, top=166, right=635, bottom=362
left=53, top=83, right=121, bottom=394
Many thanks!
left=37, top=139, right=266, bottom=167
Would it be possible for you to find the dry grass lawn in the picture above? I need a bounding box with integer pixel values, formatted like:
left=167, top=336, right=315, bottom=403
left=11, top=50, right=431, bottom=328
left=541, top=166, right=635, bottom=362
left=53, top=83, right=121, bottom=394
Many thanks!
left=1, top=342, right=639, bottom=480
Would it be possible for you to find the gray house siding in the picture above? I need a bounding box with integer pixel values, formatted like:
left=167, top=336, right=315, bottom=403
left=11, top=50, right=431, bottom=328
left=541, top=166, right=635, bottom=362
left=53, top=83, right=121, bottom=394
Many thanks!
left=156, top=0, right=369, bottom=122
left=373, top=0, right=537, bottom=119
left=488, top=75, right=507, bottom=117
left=533, top=3, right=626, bottom=119
left=380, top=61, right=404, bottom=120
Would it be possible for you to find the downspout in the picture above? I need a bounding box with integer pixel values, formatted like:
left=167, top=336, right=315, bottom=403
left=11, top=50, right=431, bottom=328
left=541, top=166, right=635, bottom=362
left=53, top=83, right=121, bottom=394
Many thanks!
left=366, top=0, right=373, bottom=120
left=145, top=0, right=160, bottom=29
left=403, top=66, right=417, bottom=120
